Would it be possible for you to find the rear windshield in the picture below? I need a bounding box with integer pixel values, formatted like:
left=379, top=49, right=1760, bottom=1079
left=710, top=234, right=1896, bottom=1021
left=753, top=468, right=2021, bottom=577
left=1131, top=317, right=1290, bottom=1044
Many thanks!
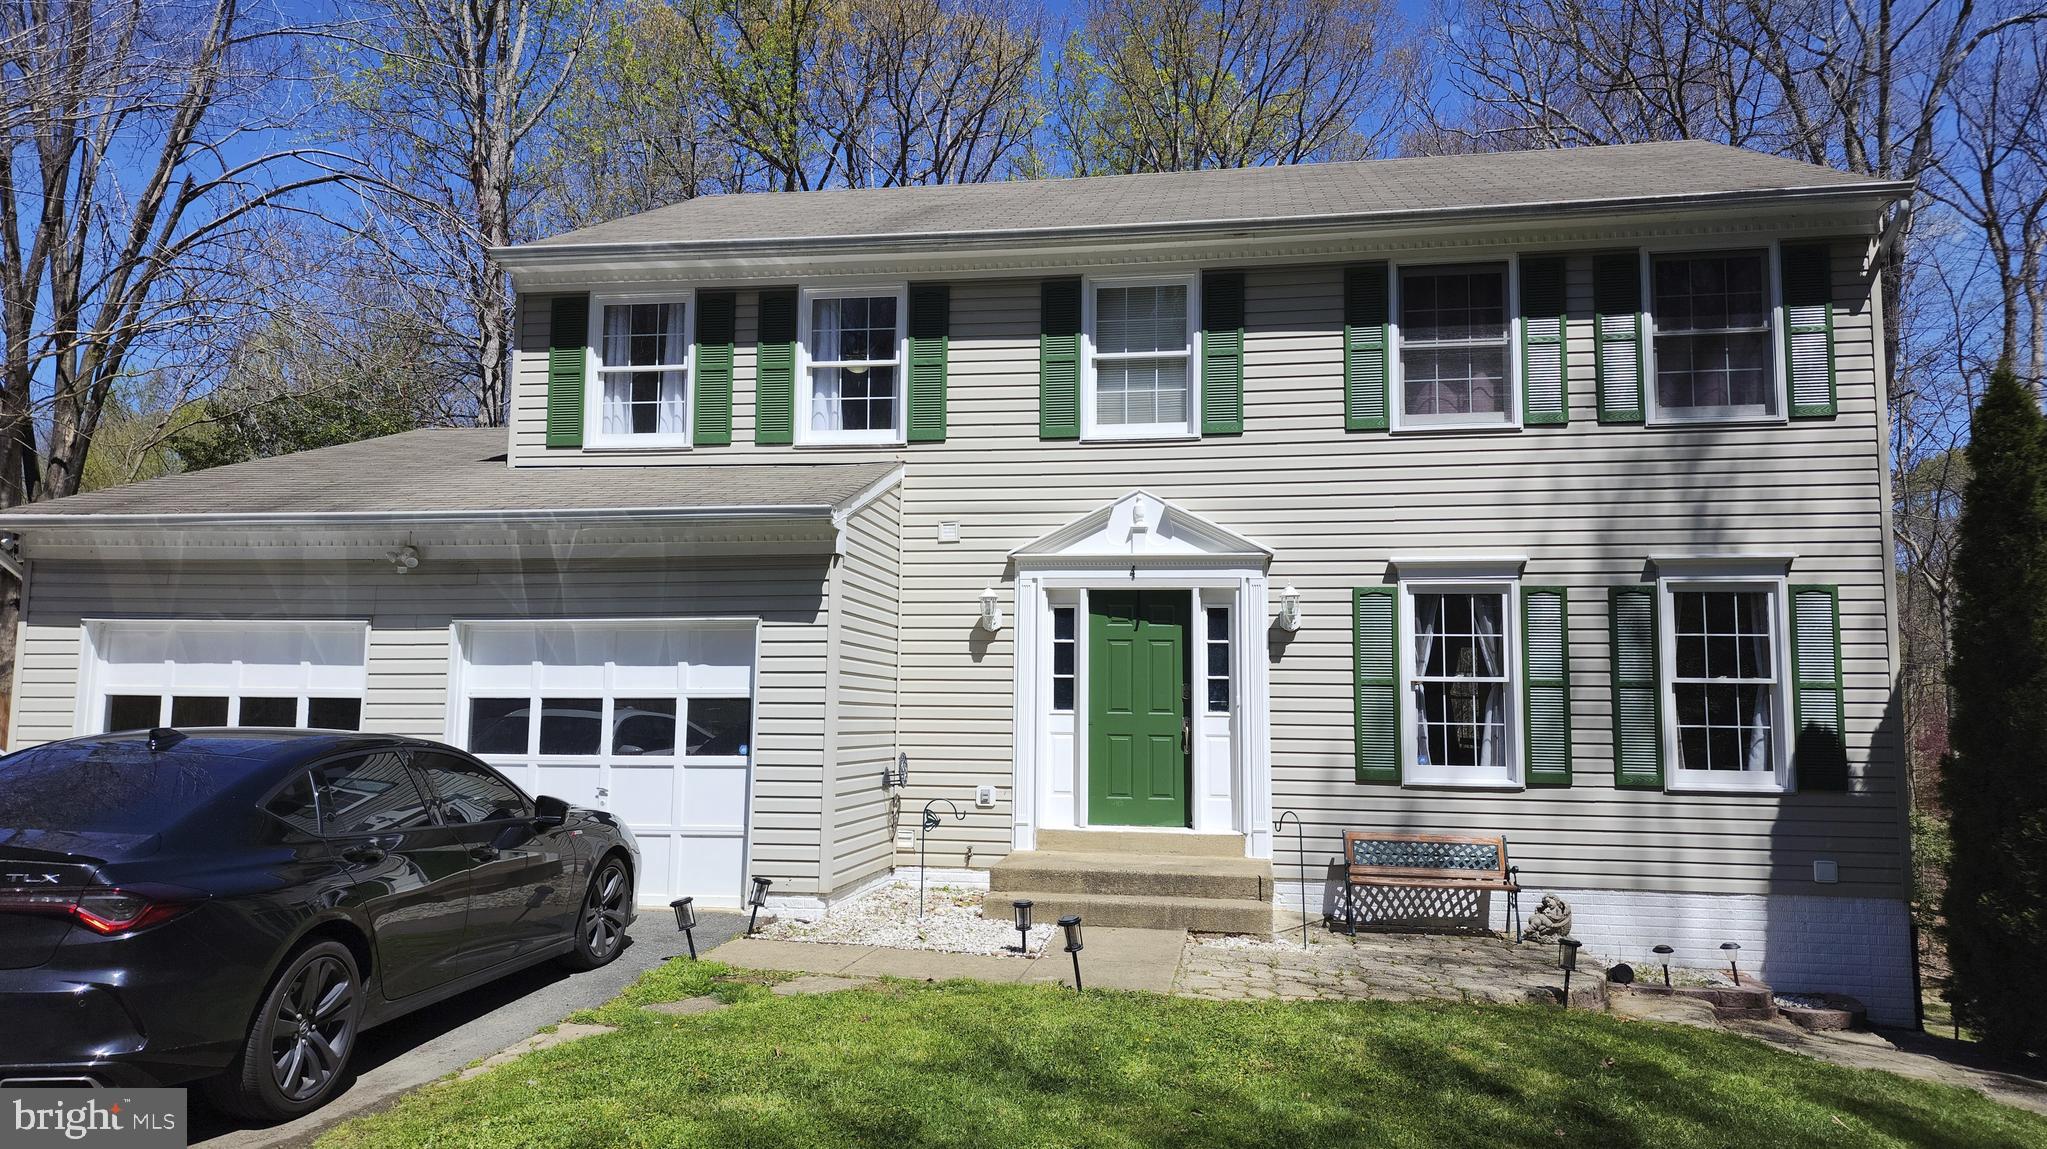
left=0, top=741, right=263, bottom=833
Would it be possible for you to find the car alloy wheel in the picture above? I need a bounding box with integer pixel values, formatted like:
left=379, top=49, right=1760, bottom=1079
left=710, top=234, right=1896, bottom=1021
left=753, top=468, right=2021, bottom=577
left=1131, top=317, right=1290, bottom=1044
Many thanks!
left=270, top=952, right=357, bottom=1103
left=581, top=860, right=630, bottom=961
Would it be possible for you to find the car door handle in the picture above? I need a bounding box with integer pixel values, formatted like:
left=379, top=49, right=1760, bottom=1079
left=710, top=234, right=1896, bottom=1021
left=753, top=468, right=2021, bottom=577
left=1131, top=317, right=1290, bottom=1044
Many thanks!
left=469, top=845, right=499, bottom=863
left=341, top=843, right=388, bottom=865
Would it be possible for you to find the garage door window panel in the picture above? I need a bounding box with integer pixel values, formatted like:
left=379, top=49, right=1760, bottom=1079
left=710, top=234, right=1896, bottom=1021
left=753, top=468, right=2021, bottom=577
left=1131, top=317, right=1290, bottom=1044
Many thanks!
left=85, top=621, right=367, bottom=735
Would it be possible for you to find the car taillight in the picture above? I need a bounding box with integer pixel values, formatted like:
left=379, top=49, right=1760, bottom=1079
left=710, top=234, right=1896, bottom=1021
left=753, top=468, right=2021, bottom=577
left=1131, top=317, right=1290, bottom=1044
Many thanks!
left=0, top=886, right=202, bottom=934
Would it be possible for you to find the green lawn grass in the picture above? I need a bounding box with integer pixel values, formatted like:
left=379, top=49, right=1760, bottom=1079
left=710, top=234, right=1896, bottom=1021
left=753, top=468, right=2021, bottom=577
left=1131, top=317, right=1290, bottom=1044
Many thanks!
left=316, top=960, right=2047, bottom=1149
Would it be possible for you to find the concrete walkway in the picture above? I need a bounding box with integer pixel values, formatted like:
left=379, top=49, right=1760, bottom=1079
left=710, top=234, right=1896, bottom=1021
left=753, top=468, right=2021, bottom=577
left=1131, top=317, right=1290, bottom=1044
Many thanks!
left=706, top=926, right=1186, bottom=991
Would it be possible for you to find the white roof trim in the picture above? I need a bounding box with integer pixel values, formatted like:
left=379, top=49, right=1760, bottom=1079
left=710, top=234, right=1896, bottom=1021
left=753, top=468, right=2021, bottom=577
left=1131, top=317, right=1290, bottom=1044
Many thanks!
left=1009, top=490, right=1273, bottom=567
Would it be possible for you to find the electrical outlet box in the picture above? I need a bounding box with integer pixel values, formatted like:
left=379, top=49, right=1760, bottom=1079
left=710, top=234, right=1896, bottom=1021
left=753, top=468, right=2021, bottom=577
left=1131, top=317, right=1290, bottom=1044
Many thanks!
left=1812, top=859, right=1839, bottom=884
left=975, top=784, right=996, bottom=808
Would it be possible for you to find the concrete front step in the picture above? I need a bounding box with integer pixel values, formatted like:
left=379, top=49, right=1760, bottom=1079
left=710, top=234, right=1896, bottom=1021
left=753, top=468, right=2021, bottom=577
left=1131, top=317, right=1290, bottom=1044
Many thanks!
left=996, top=889, right=1276, bottom=935
left=1034, top=828, right=1245, bottom=858
left=990, top=850, right=1272, bottom=901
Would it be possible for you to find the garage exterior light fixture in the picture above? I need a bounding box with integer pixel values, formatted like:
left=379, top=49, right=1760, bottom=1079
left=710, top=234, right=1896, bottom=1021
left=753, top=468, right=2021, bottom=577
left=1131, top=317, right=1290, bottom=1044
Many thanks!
left=978, top=586, right=1004, bottom=632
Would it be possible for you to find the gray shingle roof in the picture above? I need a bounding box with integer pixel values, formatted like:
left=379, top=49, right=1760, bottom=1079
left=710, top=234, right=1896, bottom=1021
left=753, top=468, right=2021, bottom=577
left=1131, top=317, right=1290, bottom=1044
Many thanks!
left=510, top=141, right=1906, bottom=256
left=0, top=428, right=896, bottom=522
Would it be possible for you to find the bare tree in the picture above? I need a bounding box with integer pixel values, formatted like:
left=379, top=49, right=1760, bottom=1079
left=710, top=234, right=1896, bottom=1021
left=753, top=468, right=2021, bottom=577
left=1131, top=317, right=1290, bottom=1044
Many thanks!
left=0, top=0, right=345, bottom=504
left=324, top=0, right=595, bottom=426
left=1050, top=0, right=1415, bottom=174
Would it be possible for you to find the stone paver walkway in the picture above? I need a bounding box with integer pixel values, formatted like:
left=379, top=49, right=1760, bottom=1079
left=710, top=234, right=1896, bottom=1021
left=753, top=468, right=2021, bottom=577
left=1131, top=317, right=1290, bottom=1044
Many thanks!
left=1175, top=929, right=1593, bottom=1006
left=706, top=925, right=1186, bottom=992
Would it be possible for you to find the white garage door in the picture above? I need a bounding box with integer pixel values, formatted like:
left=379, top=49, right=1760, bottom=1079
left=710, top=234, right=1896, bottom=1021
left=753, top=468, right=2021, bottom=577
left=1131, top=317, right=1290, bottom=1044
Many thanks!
left=452, top=621, right=756, bottom=907
left=82, top=620, right=368, bottom=734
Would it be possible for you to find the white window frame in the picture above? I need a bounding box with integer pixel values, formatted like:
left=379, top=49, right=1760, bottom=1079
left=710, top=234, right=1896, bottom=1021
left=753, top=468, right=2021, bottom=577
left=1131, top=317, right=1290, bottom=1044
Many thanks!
left=1390, top=257, right=1521, bottom=433
left=584, top=291, right=696, bottom=450
left=1396, top=579, right=1521, bottom=788
left=1657, top=577, right=1794, bottom=794
left=1643, top=243, right=1789, bottom=426
left=796, top=284, right=908, bottom=446
left=76, top=619, right=370, bottom=736
left=1081, top=272, right=1202, bottom=442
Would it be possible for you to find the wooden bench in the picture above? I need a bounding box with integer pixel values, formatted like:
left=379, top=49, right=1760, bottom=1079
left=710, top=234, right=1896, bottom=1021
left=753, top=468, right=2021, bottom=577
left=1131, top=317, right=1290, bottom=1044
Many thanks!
left=1341, top=831, right=1522, bottom=940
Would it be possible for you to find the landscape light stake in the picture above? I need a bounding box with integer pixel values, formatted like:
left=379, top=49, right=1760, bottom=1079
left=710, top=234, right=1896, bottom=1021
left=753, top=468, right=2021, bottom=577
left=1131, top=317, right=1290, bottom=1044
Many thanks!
left=1276, top=810, right=1309, bottom=948
left=670, top=897, right=699, bottom=960
left=1060, top=915, right=1085, bottom=992
left=1556, top=937, right=1582, bottom=1003
left=747, top=876, right=773, bottom=936
left=918, top=798, right=966, bottom=920
left=1721, top=942, right=1741, bottom=985
left=1013, top=899, right=1035, bottom=954
left=1653, top=944, right=1673, bottom=988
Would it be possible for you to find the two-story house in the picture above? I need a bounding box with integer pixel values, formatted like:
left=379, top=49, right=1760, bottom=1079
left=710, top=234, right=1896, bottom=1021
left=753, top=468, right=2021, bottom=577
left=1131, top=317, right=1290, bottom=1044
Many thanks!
left=0, top=141, right=1917, bottom=1021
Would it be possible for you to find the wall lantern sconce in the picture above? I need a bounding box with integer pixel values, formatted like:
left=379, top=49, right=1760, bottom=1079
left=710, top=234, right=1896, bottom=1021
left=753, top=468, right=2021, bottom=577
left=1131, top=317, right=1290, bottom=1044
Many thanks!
left=1556, top=936, right=1582, bottom=1001
left=1012, top=899, right=1034, bottom=954
left=747, top=876, right=773, bottom=936
left=1060, top=915, right=1085, bottom=991
left=1276, top=586, right=1303, bottom=632
left=978, top=586, right=1004, bottom=632
left=1652, top=943, right=1674, bottom=988
left=387, top=545, right=420, bottom=574
left=1720, top=941, right=1742, bottom=984
left=670, top=896, right=699, bottom=960
left=883, top=751, right=910, bottom=790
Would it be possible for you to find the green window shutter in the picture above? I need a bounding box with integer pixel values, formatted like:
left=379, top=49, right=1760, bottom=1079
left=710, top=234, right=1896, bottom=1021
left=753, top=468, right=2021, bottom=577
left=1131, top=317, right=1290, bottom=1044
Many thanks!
left=1040, top=278, right=1082, bottom=440
left=1353, top=587, right=1400, bottom=784
left=1789, top=584, right=1849, bottom=790
left=545, top=294, right=590, bottom=449
left=1520, top=257, right=1569, bottom=425
left=1344, top=264, right=1390, bottom=431
left=907, top=283, right=950, bottom=443
left=1200, top=270, right=1246, bottom=435
left=693, top=291, right=736, bottom=446
left=754, top=287, right=797, bottom=445
left=1522, top=586, right=1573, bottom=786
left=1593, top=252, right=1644, bottom=424
left=1609, top=585, right=1663, bottom=789
left=1782, top=244, right=1838, bottom=419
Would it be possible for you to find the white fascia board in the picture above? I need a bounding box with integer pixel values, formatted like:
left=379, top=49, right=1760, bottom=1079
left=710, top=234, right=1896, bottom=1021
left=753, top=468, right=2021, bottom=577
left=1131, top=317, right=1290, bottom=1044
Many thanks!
left=1649, top=552, right=1797, bottom=577
left=1388, top=554, right=1530, bottom=580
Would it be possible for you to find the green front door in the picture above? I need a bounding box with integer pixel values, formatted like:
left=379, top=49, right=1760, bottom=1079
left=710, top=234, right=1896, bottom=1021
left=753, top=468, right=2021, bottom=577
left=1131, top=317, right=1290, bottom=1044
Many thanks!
left=1088, top=590, right=1189, bottom=827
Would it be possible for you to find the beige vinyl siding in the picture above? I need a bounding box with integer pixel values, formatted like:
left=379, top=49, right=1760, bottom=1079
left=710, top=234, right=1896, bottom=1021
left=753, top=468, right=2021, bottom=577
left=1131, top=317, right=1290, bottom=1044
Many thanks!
left=11, top=555, right=839, bottom=894
left=501, top=230, right=1902, bottom=901
left=829, top=486, right=902, bottom=893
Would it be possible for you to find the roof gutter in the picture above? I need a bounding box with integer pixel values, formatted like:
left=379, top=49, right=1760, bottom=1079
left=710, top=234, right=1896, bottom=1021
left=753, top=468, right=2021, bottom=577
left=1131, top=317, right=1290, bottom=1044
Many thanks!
left=491, top=181, right=1918, bottom=269
left=0, top=503, right=845, bottom=534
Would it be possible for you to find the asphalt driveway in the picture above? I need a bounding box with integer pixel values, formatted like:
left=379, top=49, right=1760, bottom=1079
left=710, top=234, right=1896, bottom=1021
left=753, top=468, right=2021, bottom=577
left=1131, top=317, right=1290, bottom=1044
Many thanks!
left=190, top=909, right=749, bottom=1149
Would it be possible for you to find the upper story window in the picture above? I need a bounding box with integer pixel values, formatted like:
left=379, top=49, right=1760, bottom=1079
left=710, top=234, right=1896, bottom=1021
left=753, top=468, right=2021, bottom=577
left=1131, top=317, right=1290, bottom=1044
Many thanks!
left=1086, top=277, right=1196, bottom=439
left=1649, top=251, right=1777, bottom=422
left=1400, top=582, right=1518, bottom=786
left=1664, top=582, right=1787, bottom=791
left=801, top=288, right=905, bottom=444
left=589, top=296, right=692, bottom=448
left=1396, top=263, right=1513, bottom=430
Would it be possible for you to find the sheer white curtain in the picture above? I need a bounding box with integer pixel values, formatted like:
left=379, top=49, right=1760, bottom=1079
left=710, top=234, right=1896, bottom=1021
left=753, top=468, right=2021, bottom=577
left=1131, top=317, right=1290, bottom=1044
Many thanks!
left=811, top=301, right=842, bottom=431
left=1412, top=596, right=1441, bottom=766
left=601, top=306, right=631, bottom=435
left=1473, top=595, right=1505, bottom=771
left=1737, top=593, right=1774, bottom=772
left=658, top=302, right=687, bottom=435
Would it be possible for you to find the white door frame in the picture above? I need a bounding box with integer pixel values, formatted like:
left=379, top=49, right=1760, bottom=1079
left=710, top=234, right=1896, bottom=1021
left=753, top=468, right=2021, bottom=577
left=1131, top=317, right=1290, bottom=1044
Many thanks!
left=1008, top=492, right=1276, bottom=860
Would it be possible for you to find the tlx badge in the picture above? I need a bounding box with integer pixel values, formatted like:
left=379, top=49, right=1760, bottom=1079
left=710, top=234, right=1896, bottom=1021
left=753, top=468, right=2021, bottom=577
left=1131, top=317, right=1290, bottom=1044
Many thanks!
left=3, top=872, right=60, bottom=884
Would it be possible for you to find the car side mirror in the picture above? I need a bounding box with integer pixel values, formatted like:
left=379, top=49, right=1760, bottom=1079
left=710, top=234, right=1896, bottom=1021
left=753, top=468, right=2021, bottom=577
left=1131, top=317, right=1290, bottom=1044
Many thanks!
left=534, top=795, right=570, bottom=829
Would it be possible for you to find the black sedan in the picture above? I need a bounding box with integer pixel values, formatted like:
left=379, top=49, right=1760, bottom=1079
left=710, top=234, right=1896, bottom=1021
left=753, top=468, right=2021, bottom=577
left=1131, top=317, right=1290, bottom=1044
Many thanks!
left=0, top=728, right=638, bottom=1121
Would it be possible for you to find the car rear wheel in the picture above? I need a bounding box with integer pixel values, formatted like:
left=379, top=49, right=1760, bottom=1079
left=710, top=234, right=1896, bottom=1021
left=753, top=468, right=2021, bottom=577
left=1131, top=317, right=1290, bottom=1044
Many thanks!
left=204, top=939, right=362, bottom=1122
left=560, top=857, right=630, bottom=970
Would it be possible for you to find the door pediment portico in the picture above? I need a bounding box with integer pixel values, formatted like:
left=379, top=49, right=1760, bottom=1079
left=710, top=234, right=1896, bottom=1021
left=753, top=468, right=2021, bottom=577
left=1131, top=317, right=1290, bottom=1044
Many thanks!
left=1009, top=491, right=1273, bottom=569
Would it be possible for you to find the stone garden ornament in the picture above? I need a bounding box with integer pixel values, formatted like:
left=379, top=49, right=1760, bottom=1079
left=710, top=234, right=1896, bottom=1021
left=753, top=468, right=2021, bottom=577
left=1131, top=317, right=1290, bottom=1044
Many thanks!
left=1523, top=894, right=1573, bottom=944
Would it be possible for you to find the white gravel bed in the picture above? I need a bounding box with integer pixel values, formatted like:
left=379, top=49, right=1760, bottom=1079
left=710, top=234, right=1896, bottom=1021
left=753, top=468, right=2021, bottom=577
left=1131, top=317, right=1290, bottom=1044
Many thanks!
left=1193, top=932, right=1322, bottom=953
left=761, top=881, right=1053, bottom=957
